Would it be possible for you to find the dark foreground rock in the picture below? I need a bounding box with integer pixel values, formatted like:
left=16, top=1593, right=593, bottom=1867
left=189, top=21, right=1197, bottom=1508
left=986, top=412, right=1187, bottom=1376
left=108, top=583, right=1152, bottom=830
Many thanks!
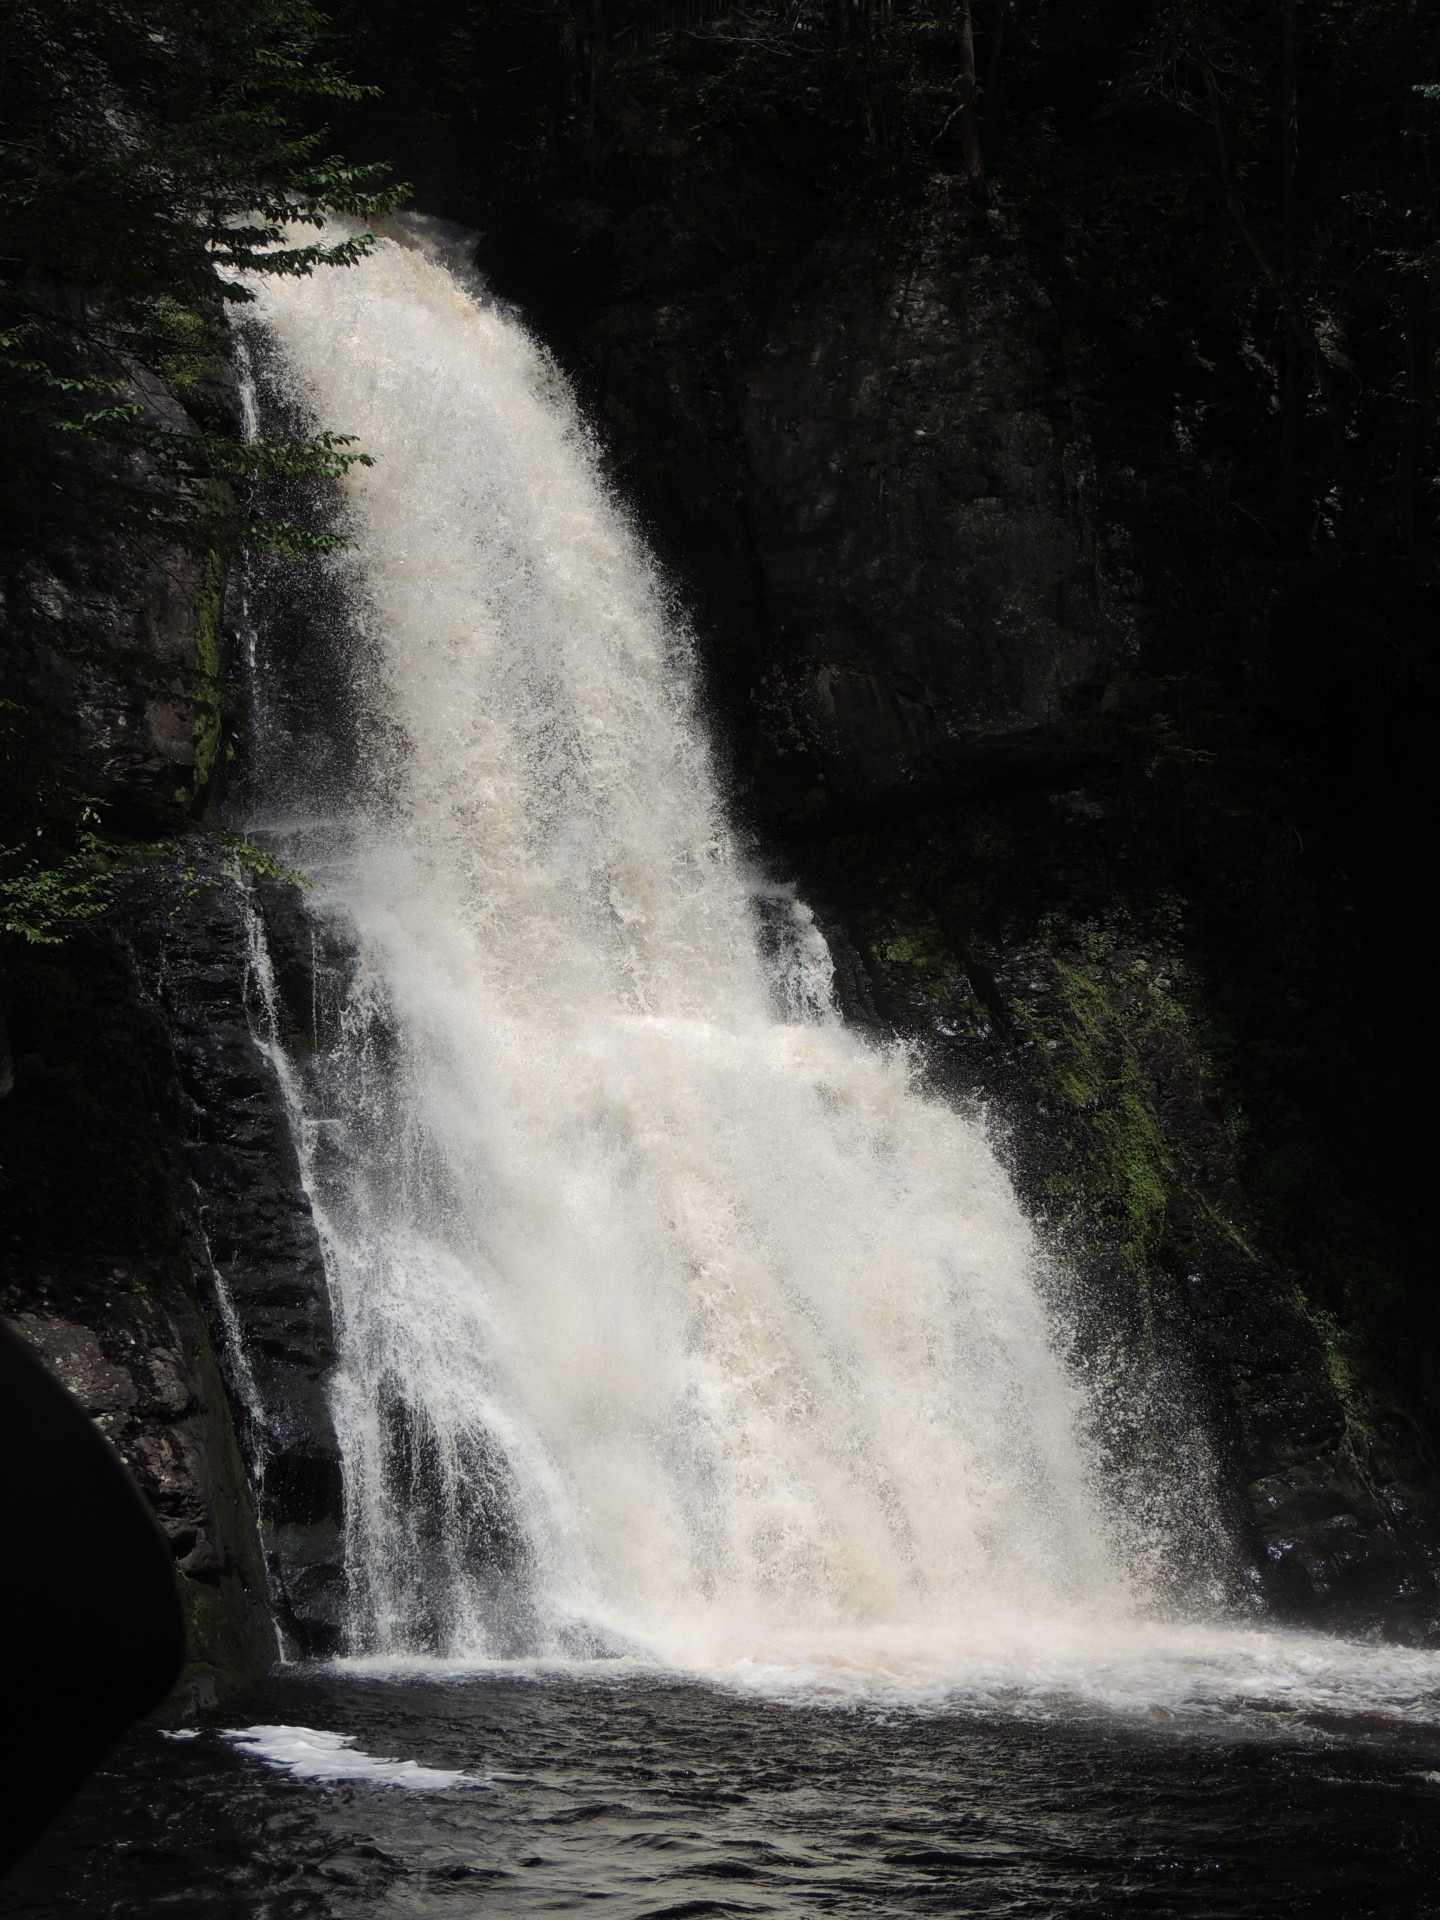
left=0, top=931, right=274, bottom=1709
left=0, top=380, right=344, bottom=1690
left=121, top=869, right=346, bottom=1658
left=0, top=870, right=347, bottom=1689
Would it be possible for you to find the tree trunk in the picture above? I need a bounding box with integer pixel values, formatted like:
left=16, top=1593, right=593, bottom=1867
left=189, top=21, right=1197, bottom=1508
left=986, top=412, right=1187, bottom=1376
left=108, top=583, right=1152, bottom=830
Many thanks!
left=1198, top=57, right=1345, bottom=474
left=955, top=0, right=986, bottom=196
left=1279, top=0, right=1303, bottom=529
left=588, top=0, right=607, bottom=181
left=1397, top=0, right=1438, bottom=581
left=1396, top=253, right=1439, bottom=588
left=982, top=0, right=1010, bottom=144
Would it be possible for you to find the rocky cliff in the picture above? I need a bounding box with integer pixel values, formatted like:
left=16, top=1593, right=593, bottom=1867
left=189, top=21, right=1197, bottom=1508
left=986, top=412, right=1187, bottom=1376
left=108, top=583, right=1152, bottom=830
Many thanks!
left=0, top=436, right=344, bottom=1699
left=3, top=16, right=1438, bottom=1670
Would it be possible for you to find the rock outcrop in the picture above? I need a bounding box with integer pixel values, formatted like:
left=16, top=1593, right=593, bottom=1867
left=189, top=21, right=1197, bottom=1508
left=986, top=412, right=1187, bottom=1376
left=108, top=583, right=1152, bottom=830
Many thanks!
left=0, top=929, right=275, bottom=1707
left=0, top=360, right=343, bottom=1693
left=741, top=215, right=1111, bottom=816
left=1, top=869, right=346, bottom=1684
left=122, top=871, right=346, bottom=1658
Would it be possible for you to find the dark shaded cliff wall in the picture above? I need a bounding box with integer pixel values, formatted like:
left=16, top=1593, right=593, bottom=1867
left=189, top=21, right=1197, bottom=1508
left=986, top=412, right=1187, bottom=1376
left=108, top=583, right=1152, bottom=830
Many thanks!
left=1, top=0, right=408, bottom=1711
left=0, top=438, right=344, bottom=1698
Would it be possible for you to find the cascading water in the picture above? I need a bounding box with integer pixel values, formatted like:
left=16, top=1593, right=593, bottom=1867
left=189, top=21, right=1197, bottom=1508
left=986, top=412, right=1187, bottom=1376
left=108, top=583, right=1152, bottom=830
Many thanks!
left=22, top=222, right=1440, bottom=1920
left=233, top=225, right=1161, bottom=1680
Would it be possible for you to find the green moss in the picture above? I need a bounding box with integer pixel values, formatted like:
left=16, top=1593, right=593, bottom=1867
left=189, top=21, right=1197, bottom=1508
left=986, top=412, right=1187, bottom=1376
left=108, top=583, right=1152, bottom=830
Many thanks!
left=1302, top=1300, right=1364, bottom=1418
left=872, top=920, right=952, bottom=988
left=1035, top=960, right=1172, bottom=1267
left=789, top=783, right=830, bottom=825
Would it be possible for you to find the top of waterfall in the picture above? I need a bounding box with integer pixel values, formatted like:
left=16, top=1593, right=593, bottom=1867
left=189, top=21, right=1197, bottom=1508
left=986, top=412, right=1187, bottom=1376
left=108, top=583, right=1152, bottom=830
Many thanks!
left=374, top=213, right=487, bottom=299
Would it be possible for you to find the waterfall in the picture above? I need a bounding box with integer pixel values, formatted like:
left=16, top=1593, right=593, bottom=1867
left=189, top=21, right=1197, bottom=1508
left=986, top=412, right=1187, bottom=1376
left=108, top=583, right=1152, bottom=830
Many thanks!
left=235, top=228, right=1145, bottom=1678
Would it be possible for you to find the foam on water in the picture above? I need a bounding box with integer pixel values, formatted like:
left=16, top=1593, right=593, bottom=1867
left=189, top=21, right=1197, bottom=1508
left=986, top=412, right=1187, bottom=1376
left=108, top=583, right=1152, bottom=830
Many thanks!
left=705, top=1622, right=1440, bottom=1724
left=328, top=1622, right=1440, bottom=1731
left=223, top=1725, right=477, bottom=1789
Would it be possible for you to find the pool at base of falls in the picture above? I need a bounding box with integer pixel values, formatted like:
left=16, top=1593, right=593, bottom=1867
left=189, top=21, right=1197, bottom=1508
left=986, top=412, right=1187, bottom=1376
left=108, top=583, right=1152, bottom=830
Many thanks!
left=7, top=1653, right=1440, bottom=1919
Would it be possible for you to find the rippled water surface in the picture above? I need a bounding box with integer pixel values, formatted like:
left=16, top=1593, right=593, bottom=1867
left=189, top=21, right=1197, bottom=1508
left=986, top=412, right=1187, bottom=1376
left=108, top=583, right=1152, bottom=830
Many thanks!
left=8, top=1667, right=1440, bottom=1917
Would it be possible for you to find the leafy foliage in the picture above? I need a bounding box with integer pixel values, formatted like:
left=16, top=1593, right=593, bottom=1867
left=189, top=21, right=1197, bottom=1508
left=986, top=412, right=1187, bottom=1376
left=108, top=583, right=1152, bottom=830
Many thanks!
left=0, top=0, right=403, bottom=942
left=0, top=0, right=403, bottom=554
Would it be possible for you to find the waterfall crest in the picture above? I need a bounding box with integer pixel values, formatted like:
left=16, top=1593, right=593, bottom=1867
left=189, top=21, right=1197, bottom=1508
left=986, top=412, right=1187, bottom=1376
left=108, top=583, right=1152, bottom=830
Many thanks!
left=238, top=231, right=1140, bottom=1674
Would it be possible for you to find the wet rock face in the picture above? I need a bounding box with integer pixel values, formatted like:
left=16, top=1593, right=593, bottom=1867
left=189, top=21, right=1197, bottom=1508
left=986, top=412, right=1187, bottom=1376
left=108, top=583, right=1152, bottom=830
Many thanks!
left=741, top=218, right=1109, bottom=814
left=1, top=883, right=346, bottom=1670
left=122, top=871, right=346, bottom=1658
left=4, top=1305, right=243, bottom=1586
left=0, top=345, right=341, bottom=1680
left=800, top=804, right=1440, bottom=1642
left=0, top=363, right=214, bottom=832
left=0, top=1301, right=265, bottom=1733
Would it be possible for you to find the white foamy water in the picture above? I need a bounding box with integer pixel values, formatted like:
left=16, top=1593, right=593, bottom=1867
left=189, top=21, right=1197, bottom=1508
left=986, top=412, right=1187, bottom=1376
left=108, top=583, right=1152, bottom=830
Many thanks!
left=223, top=1725, right=475, bottom=1789
left=332, top=1623, right=1440, bottom=1730
left=704, top=1621, right=1440, bottom=1725
left=234, top=227, right=1440, bottom=1724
